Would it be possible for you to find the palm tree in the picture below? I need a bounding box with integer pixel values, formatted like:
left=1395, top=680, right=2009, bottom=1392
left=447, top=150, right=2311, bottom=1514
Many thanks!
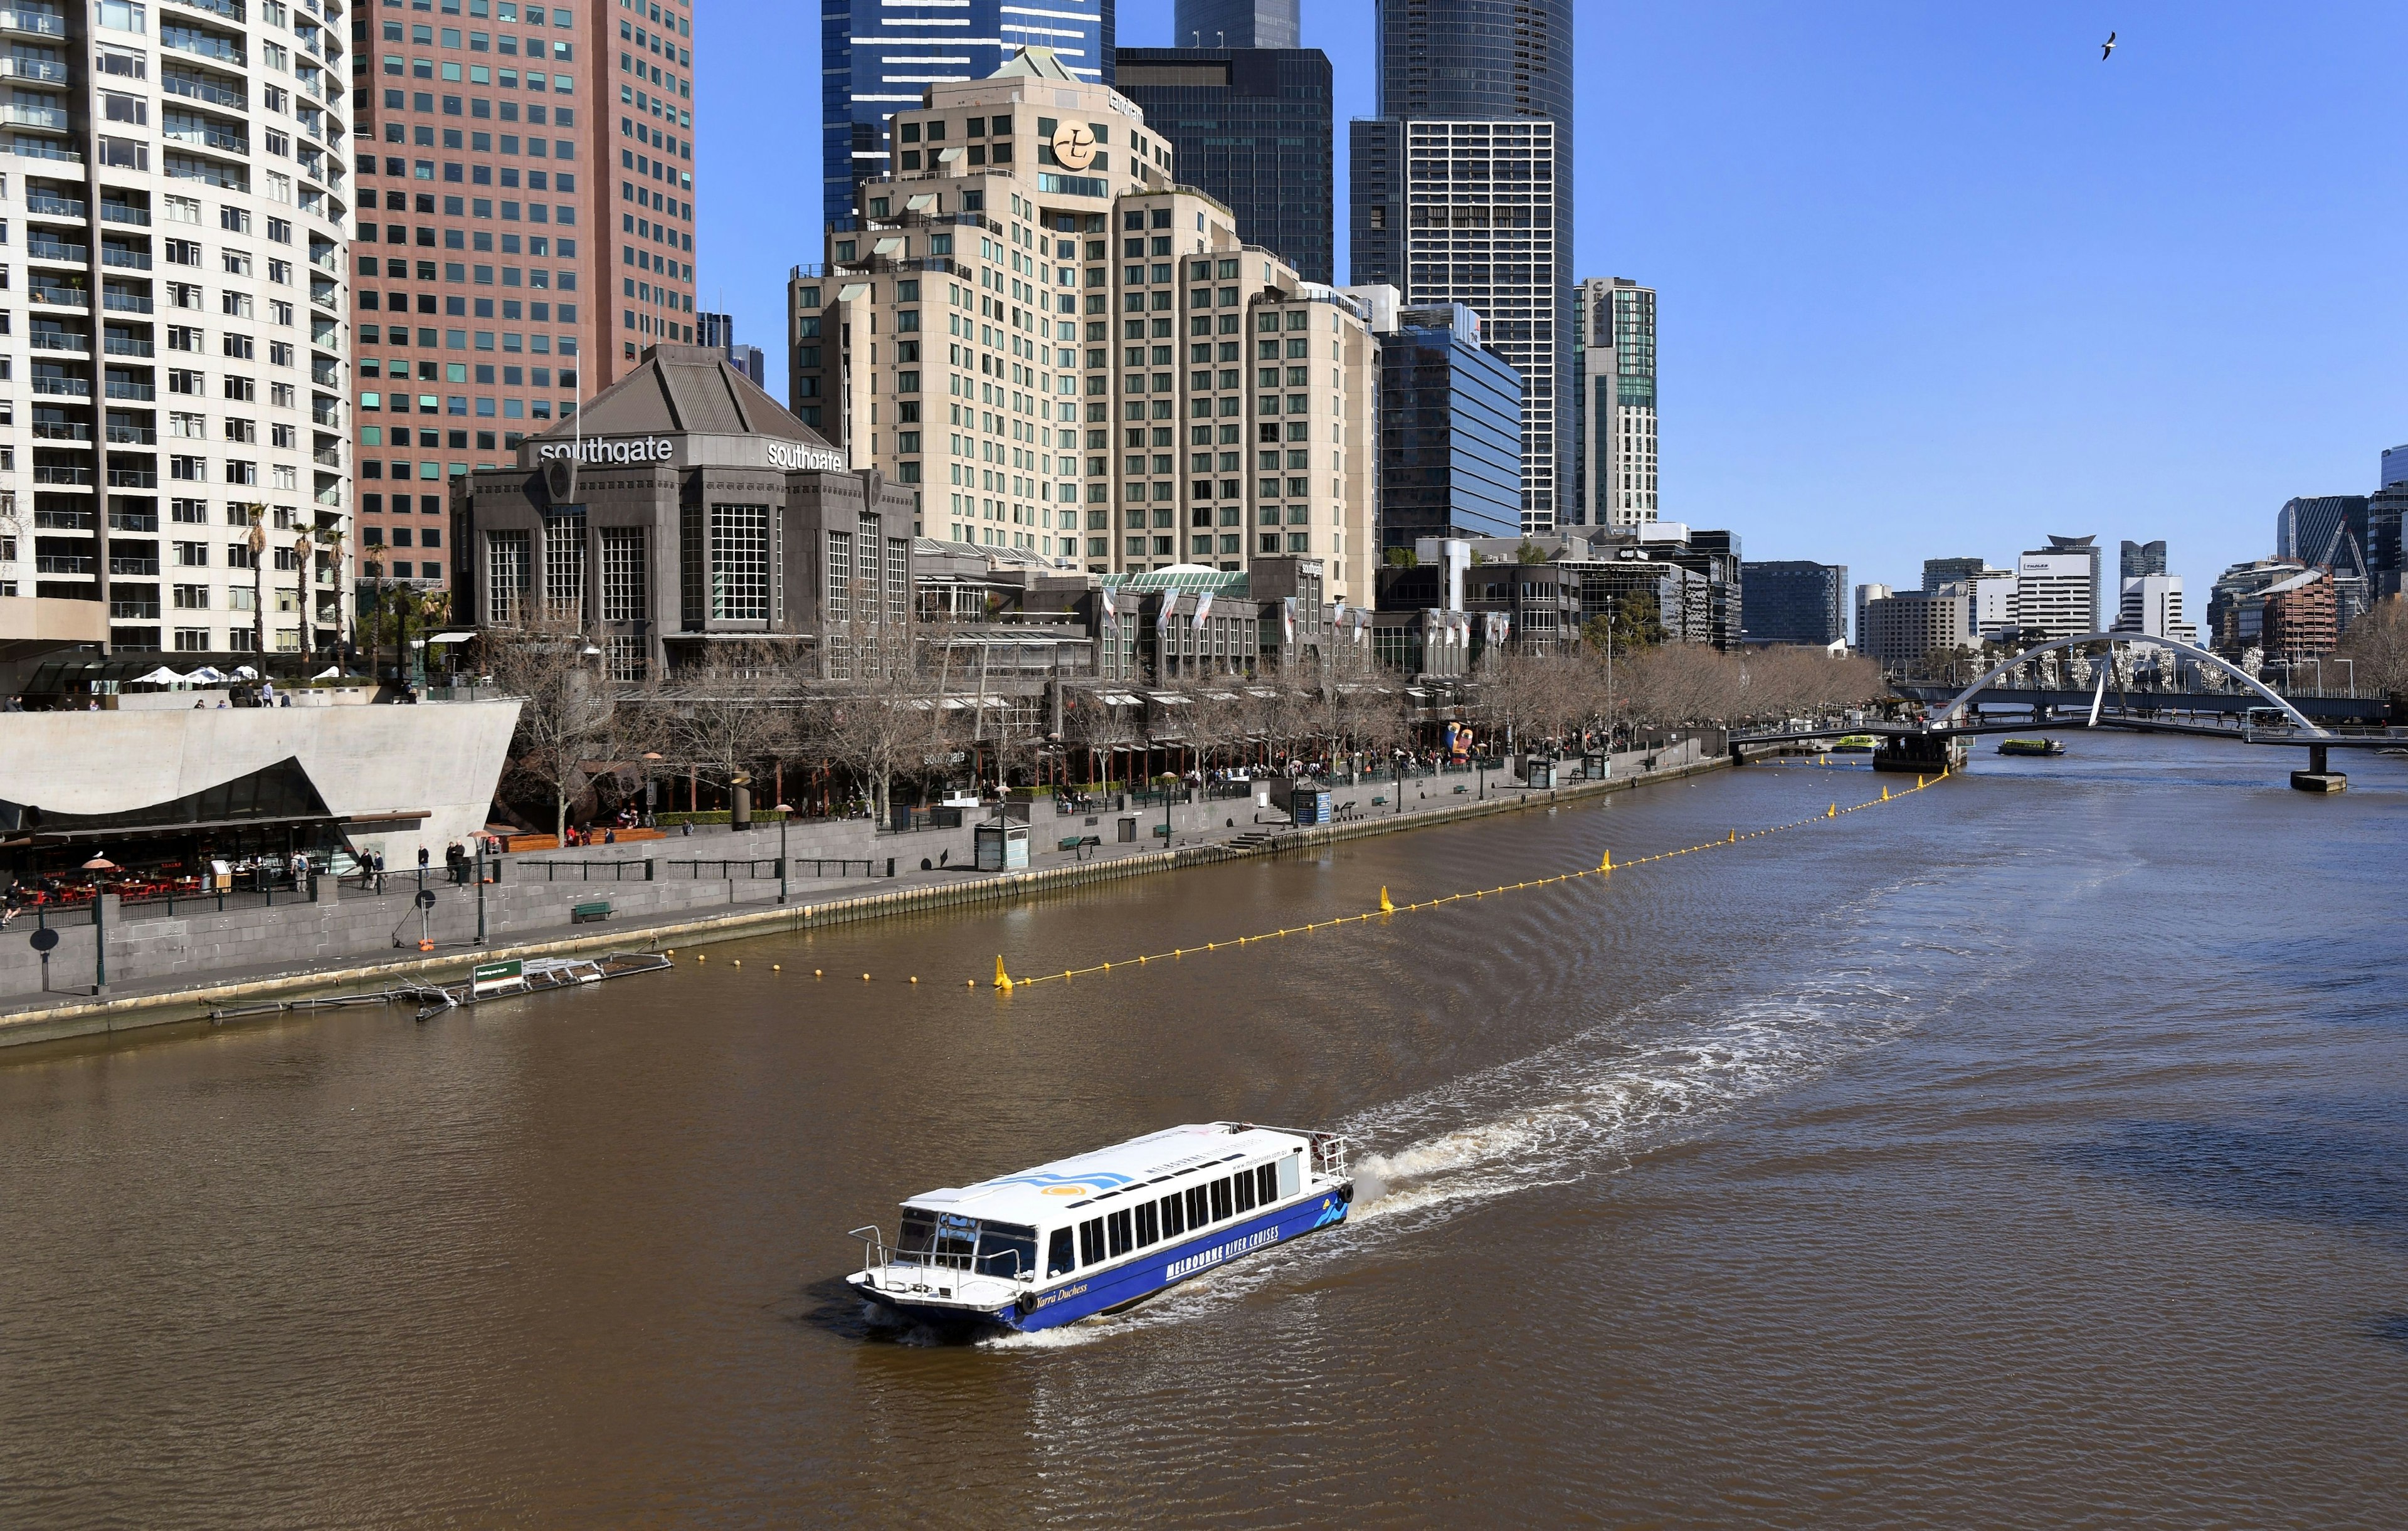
left=243, top=505, right=267, bottom=657
left=291, top=530, right=314, bottom=660
left=317, top=523, right=349, bottom=660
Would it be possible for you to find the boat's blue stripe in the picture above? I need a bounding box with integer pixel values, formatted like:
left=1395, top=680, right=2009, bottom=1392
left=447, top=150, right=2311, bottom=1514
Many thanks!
left=1005, top=1189, right=1351, bottom=1330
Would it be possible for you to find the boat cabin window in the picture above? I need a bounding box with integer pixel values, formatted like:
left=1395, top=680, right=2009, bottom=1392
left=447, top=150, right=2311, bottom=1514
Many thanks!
left=1186, top=1184, right=1208, bottom=1229
left=935, top=1213, right=980, bottom=1262
left=897, top=1209, right=938, bottom=1255
left=1046, top=1228, right=1075, bottom=1277
left=1277, top=1152, right=1300, bottom=1200
left=1233, top=1167, right=1258, bottom=1215
left=976, top=1222, right=1037, bottom=1279
left=1136, top=1200, right=1159, bottom=1246
left=1078, top=1216, right=1104, bottom=1266
left=1210, top=1175, right=1233, bottom=1223
left=1107, top=1209, right=1133, bottom=1258
left=1160, top=1189, right=1186, bottom=1239
left=1257, top=1164, right=1279, bottom=1204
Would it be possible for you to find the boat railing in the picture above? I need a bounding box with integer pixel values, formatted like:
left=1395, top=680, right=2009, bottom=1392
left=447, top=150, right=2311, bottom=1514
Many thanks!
left=1232, top=1125, right=1354, bottom=1181
left=848, top=1225, right=1032, bottom=1293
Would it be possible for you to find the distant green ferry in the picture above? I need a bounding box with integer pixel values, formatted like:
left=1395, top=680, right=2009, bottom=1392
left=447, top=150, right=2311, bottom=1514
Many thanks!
left=1830, top=735, right=1879, bottom=753
left=1997, top=737, right=2066, bottom=757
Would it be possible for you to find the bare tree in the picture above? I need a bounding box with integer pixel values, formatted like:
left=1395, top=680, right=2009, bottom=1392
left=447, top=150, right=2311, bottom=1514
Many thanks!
left=815, top=630, right=951, bottom=824
left=482, top=615, right=618, bottom=844
left=2338, top=594, right=2408, bottom=698
left=662, top=639, right=802, bottom=813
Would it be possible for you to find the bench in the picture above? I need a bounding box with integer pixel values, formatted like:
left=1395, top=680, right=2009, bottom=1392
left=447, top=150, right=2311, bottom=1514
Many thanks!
left=1057, top=834, right=1103, bottom=858
left=1154, top=823, right=1173, bottom=838
left=570, top=900, right=611, bottom=923
left=1370, top=795, right=1386, bottom=805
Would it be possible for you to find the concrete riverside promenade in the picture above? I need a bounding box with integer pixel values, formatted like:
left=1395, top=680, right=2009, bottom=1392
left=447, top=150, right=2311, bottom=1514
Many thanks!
left=0, top=739, right=1721, bottom=1049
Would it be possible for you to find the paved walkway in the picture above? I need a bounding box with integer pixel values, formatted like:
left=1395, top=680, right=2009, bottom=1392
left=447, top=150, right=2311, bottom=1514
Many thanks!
left=0, top=748, right=1719, bottom=1046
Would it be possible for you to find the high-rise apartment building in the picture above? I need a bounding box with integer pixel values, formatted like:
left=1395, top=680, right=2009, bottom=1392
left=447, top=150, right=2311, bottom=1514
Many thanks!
left=350, top=0, right=699, bottom=594
left=821, top=0, right=1112, bottom=234
left=1570, top=278, right=1654, bottom=529
left=1172, top=0, right=1296, bottom=49
left=1860, top=588, right=1973, bottom=670
left=1350, top=0, right=1571, bottom=533
left=0, top=0, right=353, bottom=657
left=790, top=49, right=1378, bottom=604
left=1114, top=45, right=1333, bottom=285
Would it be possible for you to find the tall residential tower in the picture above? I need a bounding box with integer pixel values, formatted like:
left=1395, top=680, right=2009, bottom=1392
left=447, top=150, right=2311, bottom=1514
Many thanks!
left=1349, top=0, right=1572, bottom=533
left=0, top=0, right=354, bottom=658
left=1570, top=278, right=1654, bottom=529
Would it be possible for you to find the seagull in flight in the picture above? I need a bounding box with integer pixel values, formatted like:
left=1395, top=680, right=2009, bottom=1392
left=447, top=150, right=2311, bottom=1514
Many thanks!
left=2101, top=31, right=2116, bottom=60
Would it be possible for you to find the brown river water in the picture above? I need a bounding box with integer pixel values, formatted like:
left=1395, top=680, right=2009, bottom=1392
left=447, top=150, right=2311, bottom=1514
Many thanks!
left=2, top=733, right=2404, bottom=1528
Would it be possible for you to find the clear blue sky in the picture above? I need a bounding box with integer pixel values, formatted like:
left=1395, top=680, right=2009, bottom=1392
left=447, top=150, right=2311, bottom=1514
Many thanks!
left=699, top=1, right=2408, bottom=601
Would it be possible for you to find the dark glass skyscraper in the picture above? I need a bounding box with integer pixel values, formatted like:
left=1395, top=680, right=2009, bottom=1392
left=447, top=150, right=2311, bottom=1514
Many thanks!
left=1741, top=561, right=1849, bottom=646
left=1172, top=0, right=1299, bottom=49
left=821, top=2, right=1115, bottom=233
left=1114, top=46, right=1334, bottom=285
left=1376, top=305, right=1527, bottom=550
left=1349, top=0, right=1575, bottom=532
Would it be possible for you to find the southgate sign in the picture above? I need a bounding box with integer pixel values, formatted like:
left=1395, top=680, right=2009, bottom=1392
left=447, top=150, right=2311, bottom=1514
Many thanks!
left=538, top=436, right=673, bottom=465
left=768, top=440, right=847, bottom=471
left=532, top=436, right=848, bottom=473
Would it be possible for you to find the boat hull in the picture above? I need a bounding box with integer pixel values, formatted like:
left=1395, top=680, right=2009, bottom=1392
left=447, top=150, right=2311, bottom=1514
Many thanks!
left=855, top=1182, right=1353, bottom=1334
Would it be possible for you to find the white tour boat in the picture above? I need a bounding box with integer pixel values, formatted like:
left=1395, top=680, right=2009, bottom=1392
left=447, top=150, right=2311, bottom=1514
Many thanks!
left=847, top=1122, right=1354, bottom=1332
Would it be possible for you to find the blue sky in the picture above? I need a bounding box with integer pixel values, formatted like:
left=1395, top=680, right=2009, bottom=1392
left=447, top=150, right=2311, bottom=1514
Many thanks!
left=699, top=2, right=2408, bottom=600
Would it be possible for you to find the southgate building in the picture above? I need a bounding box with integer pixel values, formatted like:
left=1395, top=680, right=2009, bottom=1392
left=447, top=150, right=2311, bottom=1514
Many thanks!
left=788, top=48, right=1380, bottom=607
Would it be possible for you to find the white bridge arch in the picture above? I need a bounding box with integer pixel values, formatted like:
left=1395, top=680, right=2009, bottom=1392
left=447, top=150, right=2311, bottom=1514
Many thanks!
left=1932, top=631, right=2328, bottom=737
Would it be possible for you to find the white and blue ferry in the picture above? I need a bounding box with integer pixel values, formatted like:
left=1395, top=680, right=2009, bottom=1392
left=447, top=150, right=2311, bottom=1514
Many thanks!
left=847, top=1122, right=1354, bottom=1332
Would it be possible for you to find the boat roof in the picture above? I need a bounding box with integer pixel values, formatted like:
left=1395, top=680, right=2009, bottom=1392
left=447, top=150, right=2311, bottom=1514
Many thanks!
left=903, top=1122, right=1309, bottom=1226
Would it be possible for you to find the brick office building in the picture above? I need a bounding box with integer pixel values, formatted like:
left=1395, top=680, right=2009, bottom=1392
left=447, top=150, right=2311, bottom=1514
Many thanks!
left=348, top=0, right=699, bottom=597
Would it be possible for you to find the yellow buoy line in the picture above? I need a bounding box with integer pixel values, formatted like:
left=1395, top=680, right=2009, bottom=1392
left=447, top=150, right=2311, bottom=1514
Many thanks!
left=988, top=769, right=1948, bottom=993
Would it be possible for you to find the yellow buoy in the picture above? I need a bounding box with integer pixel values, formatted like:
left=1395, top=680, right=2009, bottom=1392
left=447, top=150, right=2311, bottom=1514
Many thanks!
left=1379, top=885, right=1394, bottom=913
left=1828, top=804, right=1836, bottom=818
left=732, top=959, right=740, bottom=967
left=664, top=949, right=674, bottom=956
left=697, top=952, right=705, bottom=962
left=862, top=972, right=871, bottom=982
left=910, top=976, right=918, bottom=984
left=773, top=964, right=781, bottom=972
left=1882, top=786, right=1891, bottom=801
left=815, top=968, right=823, bottom=978
left=993, top=955, right=1013, bottom=993
left=1600, top=850, right=1612, bottom=871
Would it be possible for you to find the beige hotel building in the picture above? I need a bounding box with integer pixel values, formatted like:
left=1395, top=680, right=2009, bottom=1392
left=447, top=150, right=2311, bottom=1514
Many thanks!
left=786, top=48, right=1375, bottom=606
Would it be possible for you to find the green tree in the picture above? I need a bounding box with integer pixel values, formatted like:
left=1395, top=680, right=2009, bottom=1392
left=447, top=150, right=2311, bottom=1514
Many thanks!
left=1583, top=589, right=1666, bottom=654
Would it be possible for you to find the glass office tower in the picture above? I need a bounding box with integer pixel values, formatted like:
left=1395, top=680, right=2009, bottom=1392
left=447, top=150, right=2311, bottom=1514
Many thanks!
left=821, top=1, right=1114, bottom=233
left=1115, top=45, right=1333, bottom=284
left=1375, top=304, right=1526, bottom=550
left=1350, top=0, right=1572, bottom=533
left=1172, top=0, right=1297, bottom=50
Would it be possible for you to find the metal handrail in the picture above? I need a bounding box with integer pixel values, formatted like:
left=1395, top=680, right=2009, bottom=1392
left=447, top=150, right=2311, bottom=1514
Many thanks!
left=849, top=1225, right=1031, bottom=1286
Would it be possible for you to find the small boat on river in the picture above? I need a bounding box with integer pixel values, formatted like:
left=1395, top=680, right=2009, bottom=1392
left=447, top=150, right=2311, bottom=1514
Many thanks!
left=1997, top=737, right=2066, bottom=757
left=1830, top=734, right=1879, bottom=753
left=848, top=1122, right=1354, bottom=1332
